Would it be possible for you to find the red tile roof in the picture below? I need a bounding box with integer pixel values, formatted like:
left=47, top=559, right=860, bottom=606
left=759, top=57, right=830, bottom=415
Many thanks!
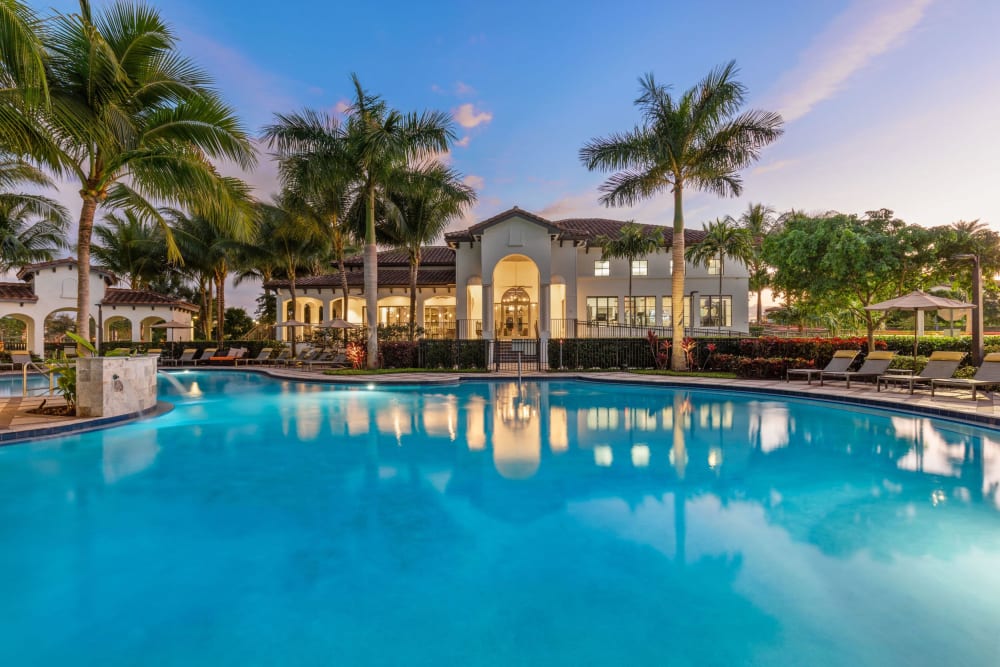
left=0, top=282, right=37, bottom=302
left=341, top=246, right=454, bottom=267
left=101, top=289, right=198, bottom=311
left=265, top=267, right=456, bottom=290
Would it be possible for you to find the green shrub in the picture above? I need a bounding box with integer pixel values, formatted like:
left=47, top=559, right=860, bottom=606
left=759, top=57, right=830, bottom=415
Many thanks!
left=735, top=357, right=815, bottom=379
left=380, top=341, right=418, bottom=368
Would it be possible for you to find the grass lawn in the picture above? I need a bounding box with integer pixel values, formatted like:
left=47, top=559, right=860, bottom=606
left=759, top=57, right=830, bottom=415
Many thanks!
left=322, top=367, right=489, bottom=375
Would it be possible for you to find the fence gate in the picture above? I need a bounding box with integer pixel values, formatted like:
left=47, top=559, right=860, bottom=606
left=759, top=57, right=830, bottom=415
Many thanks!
left=490, top=339, right=541, bottom=372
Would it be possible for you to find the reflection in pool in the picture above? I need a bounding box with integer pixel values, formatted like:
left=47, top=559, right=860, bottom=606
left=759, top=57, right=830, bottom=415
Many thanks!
left=1, top=372, right=999, bottom=666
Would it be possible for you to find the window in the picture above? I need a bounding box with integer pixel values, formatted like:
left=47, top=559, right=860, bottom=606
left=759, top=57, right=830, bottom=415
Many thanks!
left=631, top=260, right=648, bottom=276
left=378, top=305, right=410, bottom=327
left=700, top=296, right=732, bottom=328
left=625, top=296, right=656, bottom=326
left=586, top=296, right=618, bottom=324
left=423, top=305, right=456, bottom=338
left=661, top=296, right=692, bottom=327
left=594, top=260, right=610, bottom=277
left=707, top=255, right=721, bottom=275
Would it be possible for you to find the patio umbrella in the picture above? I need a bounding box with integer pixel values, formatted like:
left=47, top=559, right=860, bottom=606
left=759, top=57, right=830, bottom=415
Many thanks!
left=150, top=319, right=192, bottom=343
left=318, top=318, right=359, bottom=329
left=865, top=290, right=975, bottom=357
left=274, top=319, right=309, bottom=350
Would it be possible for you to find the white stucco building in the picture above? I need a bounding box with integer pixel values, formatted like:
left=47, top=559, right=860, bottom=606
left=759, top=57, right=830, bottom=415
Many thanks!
left=0, top=258, right=196, bottom=354
left=266, top=207, right=750, bottom=354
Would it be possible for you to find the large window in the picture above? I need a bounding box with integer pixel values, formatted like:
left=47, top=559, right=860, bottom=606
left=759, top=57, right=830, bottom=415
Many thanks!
left=423, top=305, right=456, bottom=338
left=625, top=296, right=656, bottom=326
left=586, top=296, right=618, bottom=324
left=661, top=296, right=692, bottom=327
left=706, top=255, right=721, bottom=275
left=700, top=296, right=732, bottom=327
left=378, top=305, right=410, bottom=327
left=594, top=260, right=610, bottom=277
left=631, top=260, right=648, bottom=276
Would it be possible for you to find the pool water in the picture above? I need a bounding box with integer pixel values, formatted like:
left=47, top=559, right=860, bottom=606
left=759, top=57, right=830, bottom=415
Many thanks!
left=1, top=372, right=999, bottom=666
left=0, top=373, right=52, bottom=397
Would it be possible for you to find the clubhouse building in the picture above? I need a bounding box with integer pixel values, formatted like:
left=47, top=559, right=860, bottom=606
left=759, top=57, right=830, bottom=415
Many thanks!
left=266, top=207, right=750, bottom=346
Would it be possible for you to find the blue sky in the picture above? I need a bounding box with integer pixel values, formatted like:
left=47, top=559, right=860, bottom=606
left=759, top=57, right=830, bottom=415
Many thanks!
left=30, top=0, right=1000, bottom=309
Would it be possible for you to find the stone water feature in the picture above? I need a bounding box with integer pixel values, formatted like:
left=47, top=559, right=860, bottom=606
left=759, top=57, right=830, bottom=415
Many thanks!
left=76, top=356, right=158, bottom=418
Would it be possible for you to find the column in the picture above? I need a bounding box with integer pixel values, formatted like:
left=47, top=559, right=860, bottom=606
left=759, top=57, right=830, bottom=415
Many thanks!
left=539, top=283, right=550, bottom=366
left=482, top=284, right=494, bottom=339
left=131, top=317, right=142, bottom=343
left=689, top=291, right=700, bottom=329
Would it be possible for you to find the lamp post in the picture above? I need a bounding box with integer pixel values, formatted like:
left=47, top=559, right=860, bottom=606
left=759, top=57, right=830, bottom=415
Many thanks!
left=954, top=254, right=983, bottom=366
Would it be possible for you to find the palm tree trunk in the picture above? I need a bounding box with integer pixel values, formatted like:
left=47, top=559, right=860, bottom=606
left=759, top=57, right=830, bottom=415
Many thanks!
left=627, top=261, right=633, bottom=326
left=288, top=273, right=298, bottom=356
left=76, top=195, right=99, bottom=355
left=670, top=185, right=687, bottom=370
left=338, top=255, right=350, bottom=347
left=409, top=250, right=419, bottom=341
left=364, top=184, right=379, bottom=369
left=215, top=268, right=226, bottom=346
left=756, top=287, right=763, bottom=324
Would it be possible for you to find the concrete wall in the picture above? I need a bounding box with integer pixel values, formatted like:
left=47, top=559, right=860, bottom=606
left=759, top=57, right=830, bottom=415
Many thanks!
left=76, top=356, right=158, bottom=418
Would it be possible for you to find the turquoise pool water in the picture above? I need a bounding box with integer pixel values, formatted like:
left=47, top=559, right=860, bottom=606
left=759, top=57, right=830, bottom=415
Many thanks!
left=0, top=373, right=51, bottom=397
left=1, top=371, right=999, bottom=665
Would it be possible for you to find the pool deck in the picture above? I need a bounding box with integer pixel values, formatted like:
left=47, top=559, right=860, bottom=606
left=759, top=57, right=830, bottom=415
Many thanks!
left=1, top=368, right=999, bottom=443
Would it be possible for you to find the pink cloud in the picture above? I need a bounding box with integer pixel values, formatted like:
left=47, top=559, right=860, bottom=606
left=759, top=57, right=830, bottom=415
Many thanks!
left=455, top=136, right=471, bottom=148
left=463, top=174, right=485, bottom=190
left=333, top=99, right=350, bottom=115
left=455, top=81, right=476, bottom=97
left=453, top=103, right=493, bottom=128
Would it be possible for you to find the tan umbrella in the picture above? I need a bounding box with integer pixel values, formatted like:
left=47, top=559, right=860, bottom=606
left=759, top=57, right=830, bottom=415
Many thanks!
left=149, top=319, right=192, bottom=342
left=318, top=318, right=359, bottom=329
left=865, top=290, right=975, bottom=357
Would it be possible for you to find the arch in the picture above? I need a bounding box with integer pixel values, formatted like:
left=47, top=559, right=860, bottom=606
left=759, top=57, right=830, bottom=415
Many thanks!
left=492, top=254, right=539, bottom=339
left=0, top=314, right=33, bottom=351
left=44, top=308, right=96, bottom=344
left=376, top=295, right=410, bottom=328
left=329, top=296, right=363, bottom=324
left=140, top=315, right=170, bottom=343
left=103, top=315, right=133, bottom=342
left=423, top=295, right=456, bottom=339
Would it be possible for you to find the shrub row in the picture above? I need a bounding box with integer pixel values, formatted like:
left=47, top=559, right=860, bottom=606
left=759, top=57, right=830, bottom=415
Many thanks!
left=734, top=357, right=816, bottom=379
left=418, top=339, right=488, bottom=369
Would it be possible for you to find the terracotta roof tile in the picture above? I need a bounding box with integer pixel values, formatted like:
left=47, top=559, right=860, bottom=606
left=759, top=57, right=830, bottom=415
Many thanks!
left=265, top=267, right=456, bottom=290
left=16, top=257, right=117, bottom=283
left=342, top=246, right=454, bottom=267
left=101, top=289, right=198, bottom=311
left=0, top=282, right=37, bottom=302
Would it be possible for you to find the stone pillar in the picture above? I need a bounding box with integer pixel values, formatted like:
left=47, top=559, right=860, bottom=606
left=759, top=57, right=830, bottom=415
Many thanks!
left=689, top=291, right=700, bottom=329
left=131, top=317, right=142, bottom=343
left=76, top=356, right=157, bottom=418
left=482, top=284, right=494, bottom=340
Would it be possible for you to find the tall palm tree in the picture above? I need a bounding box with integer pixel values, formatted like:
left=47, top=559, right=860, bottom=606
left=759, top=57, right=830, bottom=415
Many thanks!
left=41, top=0, right=256, bottom=351
left=738, top=203, right=776, bottom=324
left=92, top=210, right=166, bottom=289
left=595, top=222, right=662, bottom=326
left=344, top=75, right=454, bottom=367
left=580, top=61, right=783, bottom=368
left=168, top=210, right=222, bottom=341
left=0, top=158, right=68, bottom=270
left=685, top=217, right=753, bottom=330
left=382, top=162, right=476, bottom=340
left=262, top=109, right=359, bottom=331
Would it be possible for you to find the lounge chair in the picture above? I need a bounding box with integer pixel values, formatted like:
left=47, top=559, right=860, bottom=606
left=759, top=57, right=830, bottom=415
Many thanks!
left=208, top=347, right=247, bottom=365
left=303, top=350, right=348, bottom=371
left=244, top=347, right=274, bottom=365
left=931, top=353, right=1000, bottom=400
left=877, top=351, right=965, bottom=393
left=9, top=351, right=33, bottom=370
left=820, top=351, right=895, bottom=388
left=192, top=348, right=217, bottom=366
left=278, top=346, right=315, bottom=367
left=161, top=347, right=196, bottom=366
left=786, top=349, right=859, bottom=384
left=265, top=348, right=292, bottom=366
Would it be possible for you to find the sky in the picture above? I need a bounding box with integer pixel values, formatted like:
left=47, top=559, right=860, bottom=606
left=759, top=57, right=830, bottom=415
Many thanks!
left=23, top=0, right=1000, bottom=312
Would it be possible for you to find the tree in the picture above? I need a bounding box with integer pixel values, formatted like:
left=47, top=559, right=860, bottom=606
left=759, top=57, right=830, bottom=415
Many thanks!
left=0, top=159, right=68, bottom=270
left=40, top=0, right=256, bottom=352
left=595, top=222, right=662, bottom=326
left=92, top=210, right=166, bottom=289
left=382, top=163, right=476, bottom=339
left=343, top=75, right=454, bottom=367
left=223, top=307, right=254, bottom=339
left=929, top=220, right=1000, bottom=296
left=685, top=217, right=752, bottom=330
left=763, top=210, right=935, bottom=350
left=262, top=108, right=359, bottom=336
left=738, top=203, right=777, bottom=324
left=580, top=62, right=783, bottom=369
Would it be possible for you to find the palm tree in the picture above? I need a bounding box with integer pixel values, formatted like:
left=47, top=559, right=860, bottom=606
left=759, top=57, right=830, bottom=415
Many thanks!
left=382, top=163, right=476, bottom=340
left=169, top=210, right=223, bottom=342
left=262, top=109, right=359, bottom=332
left=580, top=61, right=783, bottom=368
left=595, top=222, right=662, bottom=326
left=685, top=217, right=753, bottom=330
left=344, top=75, right=455, bottom=367
left=92, top=210, right=166, bottom=289
left=0, top=158, right=68, bottom=270
left=40, top=0, right=256, bottom=351
left=738, top=203, right=776, bottom=324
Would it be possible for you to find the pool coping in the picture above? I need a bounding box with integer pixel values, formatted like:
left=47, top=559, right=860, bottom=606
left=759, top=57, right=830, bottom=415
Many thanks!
left=0, top=401, right=173, bottom=446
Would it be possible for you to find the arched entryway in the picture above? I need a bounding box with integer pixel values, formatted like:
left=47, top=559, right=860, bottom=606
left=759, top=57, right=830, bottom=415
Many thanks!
left=492, top=255, right=539, bottom=339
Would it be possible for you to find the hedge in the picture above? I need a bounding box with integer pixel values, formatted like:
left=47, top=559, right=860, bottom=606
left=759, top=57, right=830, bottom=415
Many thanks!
left=418, top=339, right=488, bottom=369
left=735, top=357, right=816, bottom=379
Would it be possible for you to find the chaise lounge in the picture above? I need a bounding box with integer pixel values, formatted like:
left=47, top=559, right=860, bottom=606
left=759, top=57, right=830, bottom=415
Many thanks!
left=820, top=351, right=895, bottom=388
left=876, top=351, right=965, bottom=394
left=786, top=349, right=859, bottom=384
left=930, top=353, right=1000, bottom=400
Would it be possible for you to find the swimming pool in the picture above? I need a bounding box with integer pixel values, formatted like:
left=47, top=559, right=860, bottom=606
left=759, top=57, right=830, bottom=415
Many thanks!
left=1, top=371, right=998, bottom=665
left=0, top=373, right=52, bottom=397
